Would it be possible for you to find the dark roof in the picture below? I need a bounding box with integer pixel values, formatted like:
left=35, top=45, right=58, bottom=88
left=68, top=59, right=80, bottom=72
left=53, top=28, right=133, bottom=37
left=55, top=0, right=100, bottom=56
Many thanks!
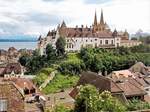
left=4, top=63, right=22, bottom=74
left=116, top=78, right=146, bottom=97
left=0, top=67, right=5, bottom=76
left=77, top=72, right=123, bottom=93
left=70, top=72, right=147, bottom=99
left=70, top=72, right=123, bottom=99
left=0, top=81, right=24, bottom=98
left=59, top=27, right=113, bottom=38
left=3, top=78, right=36, bottom=90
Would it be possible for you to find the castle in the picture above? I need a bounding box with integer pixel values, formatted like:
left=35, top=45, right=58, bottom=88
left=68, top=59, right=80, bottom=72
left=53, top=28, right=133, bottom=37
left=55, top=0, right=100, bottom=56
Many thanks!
left=38, top=10, right=141, bottom=55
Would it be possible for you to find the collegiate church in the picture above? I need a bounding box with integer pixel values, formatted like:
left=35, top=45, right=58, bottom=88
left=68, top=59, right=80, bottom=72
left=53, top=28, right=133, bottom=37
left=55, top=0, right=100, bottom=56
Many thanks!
left=38, top=10, right=141, bottom=55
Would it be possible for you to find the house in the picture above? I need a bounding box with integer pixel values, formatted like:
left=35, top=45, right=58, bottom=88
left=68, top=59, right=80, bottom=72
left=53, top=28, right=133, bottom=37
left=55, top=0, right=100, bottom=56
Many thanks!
left=0, top=62, right=24, bottom=77
left=111, top=70, right=135, bottom=80
left=0, top=82, right=24, bottom=112
left=3, top=78, right=37, bottom=95
left=109, top=66, right=150, bottom=101
left=129, top=62, right=150, bottom=75
left=70, top=72, right=146, bottom=103
left=0, top=49, right=8, bottom=63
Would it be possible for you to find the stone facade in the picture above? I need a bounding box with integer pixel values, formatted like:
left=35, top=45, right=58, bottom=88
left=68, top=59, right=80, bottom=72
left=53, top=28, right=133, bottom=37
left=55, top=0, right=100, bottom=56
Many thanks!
left=37, top=10, right=141, bottom=55
left=0, top=82, right=24, bottom=112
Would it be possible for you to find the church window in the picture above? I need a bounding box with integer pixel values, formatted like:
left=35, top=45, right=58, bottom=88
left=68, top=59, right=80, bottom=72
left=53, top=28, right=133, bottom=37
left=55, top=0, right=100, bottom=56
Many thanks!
left=95, top=39, right=97, bottom=41
left=91, top=40, right=92, bottom=42
left=86, top=40, right=88, bottom=42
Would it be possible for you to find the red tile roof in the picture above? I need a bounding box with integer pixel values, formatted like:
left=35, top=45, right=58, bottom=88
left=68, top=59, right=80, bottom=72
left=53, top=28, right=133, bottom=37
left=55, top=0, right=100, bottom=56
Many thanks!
left=59, top=27, right=113, bottom=38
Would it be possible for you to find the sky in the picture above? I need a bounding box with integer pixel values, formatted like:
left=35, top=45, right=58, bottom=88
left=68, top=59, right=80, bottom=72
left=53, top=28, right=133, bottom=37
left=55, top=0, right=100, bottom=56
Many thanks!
left=0, top=0, right=150, bottom=37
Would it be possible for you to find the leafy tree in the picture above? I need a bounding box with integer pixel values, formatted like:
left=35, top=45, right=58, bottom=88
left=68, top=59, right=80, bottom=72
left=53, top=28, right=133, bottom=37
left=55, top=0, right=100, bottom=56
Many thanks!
left=98, top=91, right=126, bottom=112
left=56, top=37, right=66, bottom=56
left=19, top=55, right=31, bottom=66
left=46, top=44, right=56, bottom=60
left=74, top=85, right=126, bottom=112
left=59, top=60, right=85, bottom=75
left=74, top=85, right=99, bottom=112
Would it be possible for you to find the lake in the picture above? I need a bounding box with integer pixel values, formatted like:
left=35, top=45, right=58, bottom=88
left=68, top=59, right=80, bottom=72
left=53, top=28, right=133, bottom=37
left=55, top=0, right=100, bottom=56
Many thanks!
left=0, top=42, right=37, bottom=50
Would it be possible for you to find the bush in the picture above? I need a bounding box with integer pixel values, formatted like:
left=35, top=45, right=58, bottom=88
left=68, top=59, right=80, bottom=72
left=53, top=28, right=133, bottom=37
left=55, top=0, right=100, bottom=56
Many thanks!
left=74, top=85, right=126, bottom=112
left=58, top=60, right=85, bottom=75
left=79, top=47, right=150, bottom=75
left=42, top=73, right=79, bottom=94
left=33, top=67, right=54, bottom=86
left=126, top=99, right=150, bottom=111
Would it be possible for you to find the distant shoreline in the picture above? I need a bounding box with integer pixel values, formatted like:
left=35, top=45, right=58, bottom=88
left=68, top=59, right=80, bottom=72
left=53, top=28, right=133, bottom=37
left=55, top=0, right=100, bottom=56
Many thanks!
left=0, top=39, right=37, bottom=42
left=0, top=41, right=37, bottom=50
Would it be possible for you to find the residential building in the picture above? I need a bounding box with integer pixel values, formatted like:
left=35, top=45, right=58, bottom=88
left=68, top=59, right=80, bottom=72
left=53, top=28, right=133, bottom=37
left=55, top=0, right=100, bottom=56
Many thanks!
left=69, top=72, right=146, bottom=103
left=0, top=82, right=24, bottom=112
left=0, top=63, right=24, bottom=78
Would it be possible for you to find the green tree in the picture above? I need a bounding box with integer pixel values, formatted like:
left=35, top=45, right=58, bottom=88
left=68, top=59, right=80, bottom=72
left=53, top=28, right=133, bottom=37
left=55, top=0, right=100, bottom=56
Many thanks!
left=19, top=55, right=31, bottom=66
left=74, top=85, right=99, bottom=112
left=98, top=91, right=126, bottom=112
left=56, top=37, right=66, bottom=56
left=74, top=85, right=126, bottom=112
left=46, top=44, right=56, bottom=60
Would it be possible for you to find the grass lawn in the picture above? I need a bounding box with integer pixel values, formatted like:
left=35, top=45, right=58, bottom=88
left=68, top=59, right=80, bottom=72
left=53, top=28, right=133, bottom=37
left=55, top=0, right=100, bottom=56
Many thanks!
left=42, top=73, right=79, bottom=94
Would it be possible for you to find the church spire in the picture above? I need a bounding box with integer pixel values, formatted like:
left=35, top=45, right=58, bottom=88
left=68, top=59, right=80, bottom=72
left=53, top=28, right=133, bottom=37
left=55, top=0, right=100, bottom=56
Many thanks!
left=100, top=9, right=104, bottom=25
left=94, top=10, right=97, bottom=25
left=61, top=20, right=66, bottom=28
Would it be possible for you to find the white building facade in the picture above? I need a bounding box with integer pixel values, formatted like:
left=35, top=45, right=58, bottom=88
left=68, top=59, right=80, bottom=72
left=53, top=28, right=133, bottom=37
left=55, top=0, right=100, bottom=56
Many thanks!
left=37, top=10, right=141, bottom=55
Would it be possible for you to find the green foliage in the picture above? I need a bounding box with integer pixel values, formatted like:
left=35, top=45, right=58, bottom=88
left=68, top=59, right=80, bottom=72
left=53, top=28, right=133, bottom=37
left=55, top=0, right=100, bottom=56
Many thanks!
left=74, top=85, right=126, bottom=112
left=139, top=36, right=150, bottom=45
left=59, top=60, right=85, bottom=75
left=130, top=44, right=150, bottom=53
left=52, top=105, right=72, bottom=112
left=33, top=67, right=54, bottom=86
left=46, top=44, right=56, bottom=60
left=58, top=53, right=85, bottom=75
left=126, top=99, right=150, bottom=111
left=80, top=47, right=150, bottom=75
left=74, top=85, right=99, bottom=112
left=98, top=91, right=126, bottom=112
left=56, top=37, right=66, bottom=56
left=42, top=73, right=79, bottom=94
left=19, top=55, right=31, bottom=66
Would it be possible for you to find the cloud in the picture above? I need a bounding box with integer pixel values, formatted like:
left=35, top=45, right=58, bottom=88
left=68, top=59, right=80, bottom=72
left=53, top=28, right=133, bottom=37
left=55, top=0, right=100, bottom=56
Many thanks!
left=42, top=0, right=64, bottom=2
left=25, top=12, right=61, bottom=25
left=0, top=0, right=150, bottom=37
left=84, top=0, right=112, bottom=4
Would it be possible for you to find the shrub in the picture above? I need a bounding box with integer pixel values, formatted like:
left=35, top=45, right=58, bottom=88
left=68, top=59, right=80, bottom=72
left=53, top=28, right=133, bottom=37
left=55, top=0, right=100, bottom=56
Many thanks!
left=58, top=60, right=85, bottom=75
